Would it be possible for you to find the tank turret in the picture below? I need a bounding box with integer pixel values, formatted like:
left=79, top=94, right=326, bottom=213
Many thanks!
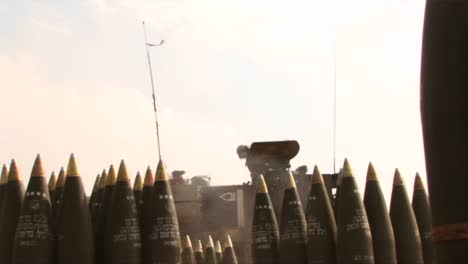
left=237, top=140, right=299, bottom=218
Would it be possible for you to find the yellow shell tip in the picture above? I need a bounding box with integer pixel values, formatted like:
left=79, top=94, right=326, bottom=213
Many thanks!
left=117, top=160, right=129, bottom=182
left=144, top=166, right=154, bottom=186
left=206, top=235, right=214, bottom=248
left=31, top=154, right=46, bottom=177
left=256, top=175, right=268, bottom=193
left=215, top=240, right=222, bottom=253
left=366, top=162, right=378, bottom=182
left=48, top=172, right=56, bottom=191
left=133, top=172, right=143, bottom=191
left=393, top=169, right=404, bottom=186
left=155, top=160, right=168, bottom=181
left=224, top=235, right=233, bottom=248
left=8, top=159, right=21, bottom=181
left=414, top=173, right=425, bottom=190
left=0, top=165, right=8, bottom=184
left=183, top=235, right=193, bottom=248
left=56, top=167, right=66, bottom=187
left=195, top=240, right=203, bottom=252
left=66, top=154, right=80, bottom=177
left=311, top=165, right=323, bottom=184
left=98, top=170, right=107, bottom=189
left=342, top=158, right=354, bottom=178
left=286, top=172, right=297, bottom=189
left=106, top=165, right=116, bottom=186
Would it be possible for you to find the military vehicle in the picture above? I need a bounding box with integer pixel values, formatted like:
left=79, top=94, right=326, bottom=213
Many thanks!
left=169, top=140, right=339, bottom=264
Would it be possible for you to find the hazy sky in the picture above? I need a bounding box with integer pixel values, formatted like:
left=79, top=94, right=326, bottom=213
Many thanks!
left=0, top=0, right=426, bottom=202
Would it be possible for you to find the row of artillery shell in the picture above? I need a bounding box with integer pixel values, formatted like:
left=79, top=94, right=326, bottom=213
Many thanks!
left=252, top=159, right=434, bottom=264
left=0, top=154, right=241, bottom=264
left=181, top=234, right=238, bottom=264
left=87, top=155, right=183, bottom=264
left=0, top=154, right=186, bottom=264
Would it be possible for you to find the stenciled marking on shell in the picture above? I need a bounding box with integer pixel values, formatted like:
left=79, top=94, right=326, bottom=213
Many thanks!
left=149, top=194, right=180, bottom=245
left=15, top=191, right=51, bottom=247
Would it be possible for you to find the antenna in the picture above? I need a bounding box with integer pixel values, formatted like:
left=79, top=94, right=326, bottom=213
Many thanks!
left=142, top=21, right=165, bottom=161
left=333, top=35, right=337, bottom=174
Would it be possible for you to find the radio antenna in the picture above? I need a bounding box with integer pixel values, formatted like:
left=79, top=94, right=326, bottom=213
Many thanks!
left=142, top=21, right=165, bottom=161
left=332, top=23, right=338, bottom=174
left=333, top=50, right=337, bottom=174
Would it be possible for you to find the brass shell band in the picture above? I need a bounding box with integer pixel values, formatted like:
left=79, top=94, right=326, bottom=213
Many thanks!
left=433, top=222, right=468, bottom=242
